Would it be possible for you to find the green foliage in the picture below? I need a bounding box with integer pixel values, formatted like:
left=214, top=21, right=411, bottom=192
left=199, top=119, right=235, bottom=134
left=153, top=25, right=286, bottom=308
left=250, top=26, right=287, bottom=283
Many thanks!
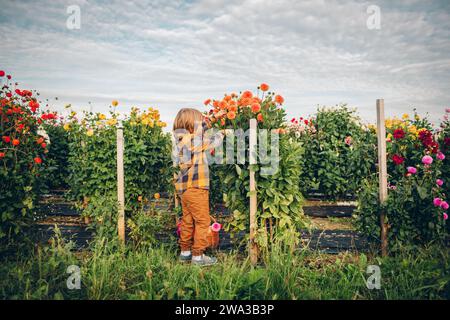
left=293, top=105, right=376, bottom=199
left=1, top=238, right=448, bottom=300
left=0, top=78, right=52, bottom=246
left=65, top=108, right=173, bottom=218
left=355, top=112, right=448, bottom=248
left=437, top=111, right=450, bottom=233
left=207, top=87, right=306, bottom=253
left=40, top=123, right=70, bottom=191
left=127, top=202, right=177, bottom=248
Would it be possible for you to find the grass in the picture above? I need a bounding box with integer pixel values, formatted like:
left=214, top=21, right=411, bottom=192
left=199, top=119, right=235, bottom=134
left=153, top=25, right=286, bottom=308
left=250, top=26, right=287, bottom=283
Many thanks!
left=1, top=232, right=449, bottom=300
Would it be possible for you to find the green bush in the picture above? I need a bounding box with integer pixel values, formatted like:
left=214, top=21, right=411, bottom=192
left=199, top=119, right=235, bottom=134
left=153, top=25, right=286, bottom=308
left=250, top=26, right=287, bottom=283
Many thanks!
left=291, top=105, right=376, bottom=199
left=206, top=86, right=306, bottom=253
left=0, top=74, right=54, bottom=246
left=65, top=106, right=173, bottom=222
left=355, top=112, right=448, bottom=248
left=40, top=121, right=70, bottom=192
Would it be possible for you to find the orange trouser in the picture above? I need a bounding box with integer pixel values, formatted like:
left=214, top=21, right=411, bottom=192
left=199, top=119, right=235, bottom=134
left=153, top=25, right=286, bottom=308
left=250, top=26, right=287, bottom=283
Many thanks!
left=179, top=188, right=210, bottom=256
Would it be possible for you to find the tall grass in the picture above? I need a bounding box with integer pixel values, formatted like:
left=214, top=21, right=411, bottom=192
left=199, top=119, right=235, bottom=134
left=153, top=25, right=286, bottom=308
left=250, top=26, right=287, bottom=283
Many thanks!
left=1, top=234, right=449, bottom=300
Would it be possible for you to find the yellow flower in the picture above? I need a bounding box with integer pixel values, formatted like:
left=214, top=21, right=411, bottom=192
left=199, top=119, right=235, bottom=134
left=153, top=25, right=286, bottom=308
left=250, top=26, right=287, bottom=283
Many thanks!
left=86, top=128, right=94, bottom=136
left=387, top=133, right=393, bottom=140
left=402, top=113, right=409, bottom=120
left=70, top=111, right=77, bottom=117
left=63, top=123, right=71, bottom=131
left=154, top=193, right=160, bottom=199
left=112, top=100, right=119, bottom=107
left=409, top=125, right=418, bottom=135
left=96, top=121, right=102, bottom=126
left=99, top=113, right=106, bottom=120
left=415, top=114, right=420, bottom=121
left=107, top=118, right=118, bottom=126
left=157, top=121, right=167, bottom=127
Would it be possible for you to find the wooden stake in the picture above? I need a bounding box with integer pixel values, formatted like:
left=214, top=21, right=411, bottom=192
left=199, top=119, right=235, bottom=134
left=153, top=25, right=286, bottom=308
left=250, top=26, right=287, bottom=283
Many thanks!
left=117, top=126, right=125, bottom=243
left=249, top=119, right=258, bottom=265
left=376, top=99, right=388, bottom=256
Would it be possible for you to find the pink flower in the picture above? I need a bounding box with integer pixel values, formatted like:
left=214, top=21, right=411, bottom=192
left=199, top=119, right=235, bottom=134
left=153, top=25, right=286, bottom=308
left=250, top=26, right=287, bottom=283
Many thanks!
left=345, top=136, right=353, bottom=146
left=444, top=213, right=448, bottom=221
left=422, top=155, right=433, bottom=165
left=436, top=179, right=444, bottom=187
left=407, top=166, right=417, bottom=174
left=176, top=221, right=181, bottom=237
left=446, top=108, right=450, bottom=113
left=433, top=198, right=442, bottom=207
left=441, top=201, right=449, bottom=210
left=437, top=152, right=445, bottom=160
left=211, top=222, right=222, bottom=232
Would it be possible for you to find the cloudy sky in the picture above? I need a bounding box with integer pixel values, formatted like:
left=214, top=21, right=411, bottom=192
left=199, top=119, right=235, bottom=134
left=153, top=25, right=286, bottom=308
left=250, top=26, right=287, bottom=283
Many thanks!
left=1, top=0, right=449, bottom=128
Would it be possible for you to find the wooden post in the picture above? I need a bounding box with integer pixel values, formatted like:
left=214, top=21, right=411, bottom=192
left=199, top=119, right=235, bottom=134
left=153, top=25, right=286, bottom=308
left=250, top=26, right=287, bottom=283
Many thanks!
left=174, top=173, right=179, bottom=208
left=117, top=126, right=125, bottom=243
left=376, top=99, right=388, bottom=256
left=249, top=119, right=258, bottom=265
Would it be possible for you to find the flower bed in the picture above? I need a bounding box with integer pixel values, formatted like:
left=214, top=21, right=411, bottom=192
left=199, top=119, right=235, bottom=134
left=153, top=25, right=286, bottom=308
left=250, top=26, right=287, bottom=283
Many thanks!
left=0, top=70, right=55, bottom=245
left=64, top=105, right=173, bottom=227
left=356, top=112, right=448, bottom=248
left=288, top=105, right=376, bottom=199
left=206, top=84, right=306, bottom=252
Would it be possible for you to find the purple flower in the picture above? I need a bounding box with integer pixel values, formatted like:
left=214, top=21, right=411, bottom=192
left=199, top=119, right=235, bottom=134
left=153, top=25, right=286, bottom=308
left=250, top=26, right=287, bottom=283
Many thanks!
left=436, top=179, right=444, bottom=187
left=437, top=152, right=445, bottom=160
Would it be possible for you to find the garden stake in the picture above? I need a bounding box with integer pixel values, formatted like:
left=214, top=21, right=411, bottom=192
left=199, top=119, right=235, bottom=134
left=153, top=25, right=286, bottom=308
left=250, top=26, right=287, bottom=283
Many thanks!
left=117, top=125, right=125, bottom=244
left=376, top=99, right=388, bottom=256
left=249, top=118, right=258, bottom=265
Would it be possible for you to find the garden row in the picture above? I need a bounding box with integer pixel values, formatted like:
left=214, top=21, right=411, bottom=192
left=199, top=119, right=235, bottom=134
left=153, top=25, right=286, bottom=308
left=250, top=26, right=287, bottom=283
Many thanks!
left=1, top=71, right=449, bottom=254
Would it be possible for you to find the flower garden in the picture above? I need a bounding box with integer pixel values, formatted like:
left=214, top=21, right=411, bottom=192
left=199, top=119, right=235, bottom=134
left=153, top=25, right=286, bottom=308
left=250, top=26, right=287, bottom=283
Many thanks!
left=1, top=71, right=449, bottom=300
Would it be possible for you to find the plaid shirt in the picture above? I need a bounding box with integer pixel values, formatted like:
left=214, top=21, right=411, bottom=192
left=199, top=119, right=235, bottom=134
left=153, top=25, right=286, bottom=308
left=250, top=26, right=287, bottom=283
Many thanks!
left=173, top=124, right=214, bottom=195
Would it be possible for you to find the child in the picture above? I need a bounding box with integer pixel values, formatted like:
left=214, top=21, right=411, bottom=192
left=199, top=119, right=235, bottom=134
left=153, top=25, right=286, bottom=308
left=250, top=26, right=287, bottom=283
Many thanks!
left=173, top=108, right=219, bottom=266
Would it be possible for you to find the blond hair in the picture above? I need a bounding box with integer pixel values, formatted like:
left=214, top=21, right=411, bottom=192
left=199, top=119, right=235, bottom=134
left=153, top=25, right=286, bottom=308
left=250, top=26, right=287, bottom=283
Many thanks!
left=173, top=108, right=204, bottom=133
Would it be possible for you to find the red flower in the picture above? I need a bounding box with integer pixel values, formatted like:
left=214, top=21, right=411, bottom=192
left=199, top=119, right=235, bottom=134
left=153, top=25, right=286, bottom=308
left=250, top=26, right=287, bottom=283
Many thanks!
left=2, top=136, right=11, bottom=143
left=251, top=103, right=261, bottom=113
left=274, top=95, right=284, bottom=104
left=34, top=157, right=42, bottom=164
left=6, top=92, right=12, bottom=98
left=41, top=143, right=47, bottom=148
left=304, top=119, right=309, bottom=125
left=257, top=113, right=264, bottom=122
left=12, top=139, right=20, bottom=146
left=204, top=99, right=211, bottom=106
left=0, top=152, right=5, bottom=158
left=7, top=75, right=11, bottom=80
left=392, top=154, right=405, bottom=165
left=0, top=70, right=5, bottom=77
left=29, top=100, right=39, bottom=113
left=393, top=128, right=405, bottom=139
left=260, top=83, right=269, bottom=92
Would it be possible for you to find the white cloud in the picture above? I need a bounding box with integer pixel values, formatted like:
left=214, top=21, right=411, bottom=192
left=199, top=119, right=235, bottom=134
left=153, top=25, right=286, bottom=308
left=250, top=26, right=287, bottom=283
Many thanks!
left=0, top=0, right=449, bottom=129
